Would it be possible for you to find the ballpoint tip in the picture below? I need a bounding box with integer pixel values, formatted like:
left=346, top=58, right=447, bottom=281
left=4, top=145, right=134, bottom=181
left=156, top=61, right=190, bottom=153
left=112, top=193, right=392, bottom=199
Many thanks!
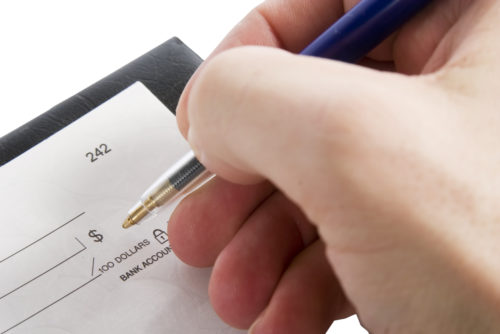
left=122, top=217, right=134, bottom=229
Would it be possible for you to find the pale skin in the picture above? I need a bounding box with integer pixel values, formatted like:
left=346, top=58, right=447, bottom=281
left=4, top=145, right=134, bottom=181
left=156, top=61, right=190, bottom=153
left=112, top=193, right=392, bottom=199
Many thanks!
left=167, top=0, right=500, bottom=333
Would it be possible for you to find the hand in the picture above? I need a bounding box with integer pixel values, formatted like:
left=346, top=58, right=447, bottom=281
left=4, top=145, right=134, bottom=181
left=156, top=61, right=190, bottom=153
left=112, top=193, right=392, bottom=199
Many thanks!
left=169, top=0, right=500, bottom=333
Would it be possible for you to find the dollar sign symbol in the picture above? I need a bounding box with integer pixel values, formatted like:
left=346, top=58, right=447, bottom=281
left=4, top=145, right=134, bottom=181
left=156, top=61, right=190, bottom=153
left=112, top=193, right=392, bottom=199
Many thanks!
left=88, top=230, right=103, bottom=243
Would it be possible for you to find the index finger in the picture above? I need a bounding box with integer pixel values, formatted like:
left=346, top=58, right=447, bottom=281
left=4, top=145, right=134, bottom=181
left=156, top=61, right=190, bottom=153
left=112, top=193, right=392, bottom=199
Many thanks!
left=176, top=0, right=348, bottom=136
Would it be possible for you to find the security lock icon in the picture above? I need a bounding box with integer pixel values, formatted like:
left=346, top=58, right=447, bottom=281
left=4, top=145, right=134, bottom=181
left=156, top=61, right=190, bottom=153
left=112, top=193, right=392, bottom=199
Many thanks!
left=153, top=229, right=168, bottom=244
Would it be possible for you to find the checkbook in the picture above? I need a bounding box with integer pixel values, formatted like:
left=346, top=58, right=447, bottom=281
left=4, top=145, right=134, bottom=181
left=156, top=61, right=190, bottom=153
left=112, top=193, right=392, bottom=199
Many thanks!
left=0, top=38, right=243, bottom=334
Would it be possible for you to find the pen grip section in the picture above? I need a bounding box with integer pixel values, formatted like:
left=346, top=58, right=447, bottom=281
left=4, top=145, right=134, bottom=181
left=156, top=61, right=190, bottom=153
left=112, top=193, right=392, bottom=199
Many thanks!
left=140, top=151, right=206, bottom=212
left=168, top=155, right=205, bottom=191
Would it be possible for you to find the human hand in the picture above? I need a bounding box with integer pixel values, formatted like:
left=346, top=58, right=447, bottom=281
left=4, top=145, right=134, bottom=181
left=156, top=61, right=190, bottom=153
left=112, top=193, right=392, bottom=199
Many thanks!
left=169, top=0, right=500, bottom=333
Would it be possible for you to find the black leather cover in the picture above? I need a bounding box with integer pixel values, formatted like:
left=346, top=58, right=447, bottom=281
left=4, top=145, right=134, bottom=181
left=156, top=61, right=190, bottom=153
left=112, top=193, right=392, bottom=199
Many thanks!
left=0, top=37, right=202, bottom=166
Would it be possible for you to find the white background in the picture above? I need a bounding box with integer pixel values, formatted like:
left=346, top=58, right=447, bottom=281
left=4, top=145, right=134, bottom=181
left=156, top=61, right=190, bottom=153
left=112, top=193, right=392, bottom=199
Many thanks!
left=0, top=1, right=366, bottom=333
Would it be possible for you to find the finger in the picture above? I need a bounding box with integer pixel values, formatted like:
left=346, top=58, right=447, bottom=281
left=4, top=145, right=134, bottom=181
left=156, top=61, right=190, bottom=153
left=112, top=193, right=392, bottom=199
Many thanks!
left=249, top=241, right=353, bottom=334
left=176, top=0, right=346, bottom=137
left=208, top=192, right=317, bottom=329
left=394, top=0, right=461, bottom=74
left=168, top=176, right=274, bottom=267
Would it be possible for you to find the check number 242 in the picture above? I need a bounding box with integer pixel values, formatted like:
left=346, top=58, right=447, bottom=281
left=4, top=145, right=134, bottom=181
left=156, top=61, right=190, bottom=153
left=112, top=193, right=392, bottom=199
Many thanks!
left=86, top=144, right=112, bottom=163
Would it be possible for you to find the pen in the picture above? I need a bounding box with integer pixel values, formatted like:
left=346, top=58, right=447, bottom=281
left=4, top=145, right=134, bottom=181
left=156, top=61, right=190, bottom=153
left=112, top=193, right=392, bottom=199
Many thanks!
left=122, top=0, right=433, bottom=229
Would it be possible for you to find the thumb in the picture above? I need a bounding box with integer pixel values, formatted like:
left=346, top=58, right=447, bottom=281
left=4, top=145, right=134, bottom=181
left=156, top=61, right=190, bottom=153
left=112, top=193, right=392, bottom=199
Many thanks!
left=184, top=46, right=433, bottom=220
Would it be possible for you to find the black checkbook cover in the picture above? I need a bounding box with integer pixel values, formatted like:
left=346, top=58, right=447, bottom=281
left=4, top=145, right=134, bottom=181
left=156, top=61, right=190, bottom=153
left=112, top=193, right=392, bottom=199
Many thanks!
left=0, top=37, right=202, bottom=166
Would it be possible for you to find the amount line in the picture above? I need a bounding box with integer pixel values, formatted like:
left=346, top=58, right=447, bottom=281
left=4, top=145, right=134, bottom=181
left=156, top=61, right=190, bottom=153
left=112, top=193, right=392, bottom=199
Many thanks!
left=0, top=212, right=85, bottom=263
left=0, top=238, right=87, bottom=301
left=1, top=274, right=102, bottom=334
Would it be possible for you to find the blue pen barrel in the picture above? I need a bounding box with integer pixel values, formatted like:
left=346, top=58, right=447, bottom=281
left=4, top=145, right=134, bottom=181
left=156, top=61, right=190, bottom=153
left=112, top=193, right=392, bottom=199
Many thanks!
left=300, top=0, right=433, bottom=62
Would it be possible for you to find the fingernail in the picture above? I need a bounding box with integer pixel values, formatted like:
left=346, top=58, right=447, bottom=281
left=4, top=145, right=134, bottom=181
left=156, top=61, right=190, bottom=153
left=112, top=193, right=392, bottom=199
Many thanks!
left=187, top=127, right=201, bottom=154
left=187, top=127, right=212, bottom=169
left=248, top=321, right=259, bottom=334
left=248, top=312, right=265, bottom=334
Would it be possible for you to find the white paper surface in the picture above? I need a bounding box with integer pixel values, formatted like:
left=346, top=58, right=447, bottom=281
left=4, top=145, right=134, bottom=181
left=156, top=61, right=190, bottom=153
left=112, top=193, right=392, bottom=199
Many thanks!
left=0, top=83, right=243, bottom=334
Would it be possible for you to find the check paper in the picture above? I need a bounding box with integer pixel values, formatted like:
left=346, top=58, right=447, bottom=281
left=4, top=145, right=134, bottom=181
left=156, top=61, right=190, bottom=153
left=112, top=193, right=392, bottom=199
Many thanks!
left=0, top=83, right=242, bottom=334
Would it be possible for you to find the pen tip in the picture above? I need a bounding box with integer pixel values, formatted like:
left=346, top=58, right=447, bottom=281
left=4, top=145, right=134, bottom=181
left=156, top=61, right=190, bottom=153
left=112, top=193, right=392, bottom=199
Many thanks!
left=123, top=202, right=149, bottom=228
left=122, top=217, right=134, bottom=229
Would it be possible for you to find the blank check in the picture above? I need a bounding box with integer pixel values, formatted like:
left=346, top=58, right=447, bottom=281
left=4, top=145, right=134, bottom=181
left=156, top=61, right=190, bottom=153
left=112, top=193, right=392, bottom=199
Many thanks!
left=0, top=83, right=243, bottom=334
